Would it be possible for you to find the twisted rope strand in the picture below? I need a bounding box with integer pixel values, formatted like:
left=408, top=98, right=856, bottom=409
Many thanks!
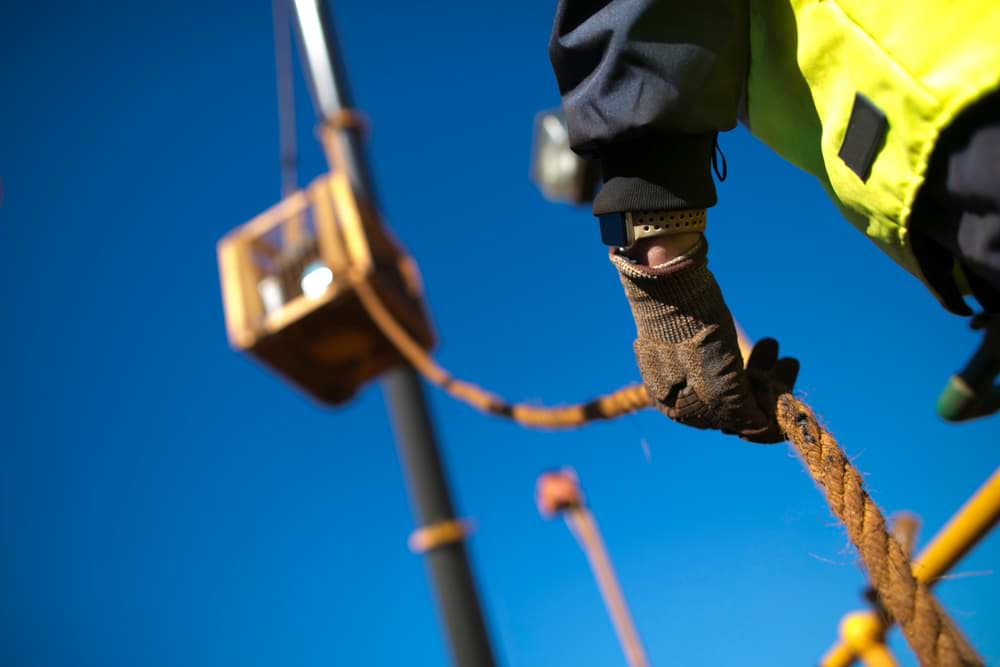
left=777, top=395, right=982, bottom=667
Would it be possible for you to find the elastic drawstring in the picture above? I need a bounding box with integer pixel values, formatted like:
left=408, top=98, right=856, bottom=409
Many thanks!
left=712, top=134, right=728, bottom=182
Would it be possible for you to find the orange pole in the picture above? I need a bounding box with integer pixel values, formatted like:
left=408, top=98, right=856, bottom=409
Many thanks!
left=566, top=509, right=650, bottom=667
left=537, top=470, right=649, bottom=667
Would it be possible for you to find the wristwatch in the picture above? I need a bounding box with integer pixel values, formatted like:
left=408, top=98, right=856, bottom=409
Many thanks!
left=598, top=209, right=707, bottom=250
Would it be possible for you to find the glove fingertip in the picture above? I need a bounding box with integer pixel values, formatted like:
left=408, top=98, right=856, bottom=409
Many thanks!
left=747, top=337, right=778, bottom=370
left=774, top=358, right=800, bottom=390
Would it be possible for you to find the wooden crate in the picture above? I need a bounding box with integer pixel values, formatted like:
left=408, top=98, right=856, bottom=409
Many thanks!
left=217, top=169, right=434, bottom=405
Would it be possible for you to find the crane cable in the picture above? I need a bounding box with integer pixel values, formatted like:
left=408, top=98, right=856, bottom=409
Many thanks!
left=272, top=0, right=298, bottom=198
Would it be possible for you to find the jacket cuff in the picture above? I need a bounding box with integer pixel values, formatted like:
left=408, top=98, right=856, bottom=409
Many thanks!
left=593, top=133, right=718, bottom=215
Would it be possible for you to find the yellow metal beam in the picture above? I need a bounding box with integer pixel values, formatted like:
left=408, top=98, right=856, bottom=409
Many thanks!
left=837, top=611, right=898, bottom=667
left=822, top=640, right=860, bottom=667
left=820, top=466, right=1000, bottom=667
left=911, top=467, right=1000, bottom=585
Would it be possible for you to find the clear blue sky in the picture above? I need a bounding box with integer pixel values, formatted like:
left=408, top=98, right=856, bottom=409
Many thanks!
left=2, top=2, right=997, bottom=665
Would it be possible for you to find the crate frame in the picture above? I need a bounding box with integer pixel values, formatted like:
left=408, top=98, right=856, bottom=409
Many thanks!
left=217, top=148, right=433, bottom=405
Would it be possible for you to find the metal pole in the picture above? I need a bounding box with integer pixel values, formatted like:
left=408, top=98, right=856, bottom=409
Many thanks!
left=289, top=0, right=374, bottom=200
left=384, top=367, right=497, bottom=667
left=287, top=2, right=497, bottom=664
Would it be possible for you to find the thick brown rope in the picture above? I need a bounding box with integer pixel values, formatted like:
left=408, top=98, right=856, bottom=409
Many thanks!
left=777, top=395, right=982, bottom=667
left=354, top=271, right=982, bottom=663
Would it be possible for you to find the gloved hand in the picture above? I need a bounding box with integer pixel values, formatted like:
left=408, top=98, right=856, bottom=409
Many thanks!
left=937, top=313, right=1000, bottom=421
left=611, top=239, right=799, bottom=443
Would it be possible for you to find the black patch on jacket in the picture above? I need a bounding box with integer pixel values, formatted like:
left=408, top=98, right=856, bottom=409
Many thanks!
left=839, top=93, right=888, bottom=182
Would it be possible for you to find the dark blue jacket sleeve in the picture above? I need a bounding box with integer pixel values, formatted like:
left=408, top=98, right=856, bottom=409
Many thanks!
left=549, top=0, right=749, bottom=214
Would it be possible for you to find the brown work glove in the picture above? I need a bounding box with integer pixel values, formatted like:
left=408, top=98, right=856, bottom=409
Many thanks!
left=611, top=240, right=799, bottom=443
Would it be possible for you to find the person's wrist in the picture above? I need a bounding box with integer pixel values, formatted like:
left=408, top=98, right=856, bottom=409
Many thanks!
left=626, top=232, right=703, bottom=266
left=610, top=240, right=725, bottom=343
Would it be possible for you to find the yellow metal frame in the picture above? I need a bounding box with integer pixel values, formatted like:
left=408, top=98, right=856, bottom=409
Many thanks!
left=836, top=612, right=897, bottom=667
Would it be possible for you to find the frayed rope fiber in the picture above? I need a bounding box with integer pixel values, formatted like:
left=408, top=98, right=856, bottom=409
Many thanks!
left=776, top=394, right=982, bottom=667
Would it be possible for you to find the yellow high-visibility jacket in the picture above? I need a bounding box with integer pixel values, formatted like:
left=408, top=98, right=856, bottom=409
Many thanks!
left=747, top=0, right=1000, bottom=282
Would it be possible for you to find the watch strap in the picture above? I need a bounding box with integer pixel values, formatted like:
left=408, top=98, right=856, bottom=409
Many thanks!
left=628, top=209, right=706, bottom=243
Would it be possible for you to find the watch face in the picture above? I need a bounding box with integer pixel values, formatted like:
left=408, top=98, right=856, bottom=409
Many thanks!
left=598, top=213, right=628, bottom=247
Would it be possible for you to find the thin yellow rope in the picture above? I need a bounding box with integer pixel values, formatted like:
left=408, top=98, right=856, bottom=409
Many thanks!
left=352, top=273, right=652, bottom=428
